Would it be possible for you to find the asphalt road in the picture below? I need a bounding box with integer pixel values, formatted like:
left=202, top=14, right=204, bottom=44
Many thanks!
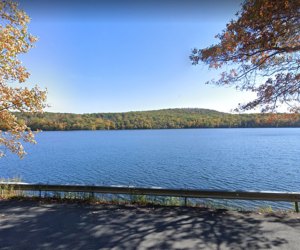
left=0, top=200, right=300, bottom=249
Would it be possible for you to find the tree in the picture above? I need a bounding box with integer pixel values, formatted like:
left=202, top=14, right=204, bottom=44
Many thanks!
left=190, top=0, right=300, bottom=112
left=0, top=1, right=46, bottom=158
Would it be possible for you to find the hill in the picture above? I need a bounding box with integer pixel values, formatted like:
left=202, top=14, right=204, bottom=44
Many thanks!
left=9, top=108, right=300, bottom=131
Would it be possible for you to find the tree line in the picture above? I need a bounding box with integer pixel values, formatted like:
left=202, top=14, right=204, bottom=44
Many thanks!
left=7, top=108, right=300, bottom=131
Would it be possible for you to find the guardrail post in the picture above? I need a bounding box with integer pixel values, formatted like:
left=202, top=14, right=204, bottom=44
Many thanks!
left=90, top=192, right=95, bottom=199
left=295, top=202, right=299, bottom=213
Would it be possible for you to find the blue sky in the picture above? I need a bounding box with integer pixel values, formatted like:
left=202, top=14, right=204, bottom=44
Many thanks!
left=19, top=0, right=254, bottom=113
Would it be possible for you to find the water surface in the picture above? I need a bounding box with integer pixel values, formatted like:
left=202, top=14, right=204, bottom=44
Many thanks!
left=1, top=128, right=300, bottom=209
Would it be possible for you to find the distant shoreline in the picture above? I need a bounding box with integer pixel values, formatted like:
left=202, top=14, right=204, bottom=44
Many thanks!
left=10, top=108, right=300, bottom=131
left=33, top=127, right=300, bottom=132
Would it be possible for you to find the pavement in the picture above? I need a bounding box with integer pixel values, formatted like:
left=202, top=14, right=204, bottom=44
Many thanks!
left=0, top=199, right=300, bottom=249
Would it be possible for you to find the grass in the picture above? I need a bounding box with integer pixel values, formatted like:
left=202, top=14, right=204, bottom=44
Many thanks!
left=257, top=206, right=274, bottom=213
left=0, top=177, right=24, bottom=199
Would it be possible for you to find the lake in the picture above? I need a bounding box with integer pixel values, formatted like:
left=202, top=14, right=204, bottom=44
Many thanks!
left=1, top=128, right=300, bottom=209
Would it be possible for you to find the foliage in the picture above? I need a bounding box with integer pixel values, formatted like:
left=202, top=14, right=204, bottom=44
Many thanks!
left=0, top=1, right=46, bottom=158
left=190, top=0, right=300, bottom=112
left=8, top=108, right=300, bottom=131
left=0, top=177, right=23, bottom=198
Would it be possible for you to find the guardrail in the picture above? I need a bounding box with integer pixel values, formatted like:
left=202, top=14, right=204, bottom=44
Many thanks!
left=1, top=183, right=299, bottom=212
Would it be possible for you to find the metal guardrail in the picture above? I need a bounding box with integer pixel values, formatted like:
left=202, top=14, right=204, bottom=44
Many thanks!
left=1, top=183, right=299, bottom=212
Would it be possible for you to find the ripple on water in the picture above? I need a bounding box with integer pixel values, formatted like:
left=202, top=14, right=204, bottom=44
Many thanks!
left=1, top=128, right=300, bottom=209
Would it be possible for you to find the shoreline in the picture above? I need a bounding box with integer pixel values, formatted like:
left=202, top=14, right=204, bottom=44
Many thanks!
left=0, top=196, right=296, bottom=214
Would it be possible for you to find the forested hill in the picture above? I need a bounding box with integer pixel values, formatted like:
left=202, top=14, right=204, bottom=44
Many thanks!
left=10, top=108, right=300, bottom=131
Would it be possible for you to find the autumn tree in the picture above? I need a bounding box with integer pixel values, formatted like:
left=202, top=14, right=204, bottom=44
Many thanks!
left=0, top=1, right=46, bottom=158
left=190, top=0, right=300, bottom=112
